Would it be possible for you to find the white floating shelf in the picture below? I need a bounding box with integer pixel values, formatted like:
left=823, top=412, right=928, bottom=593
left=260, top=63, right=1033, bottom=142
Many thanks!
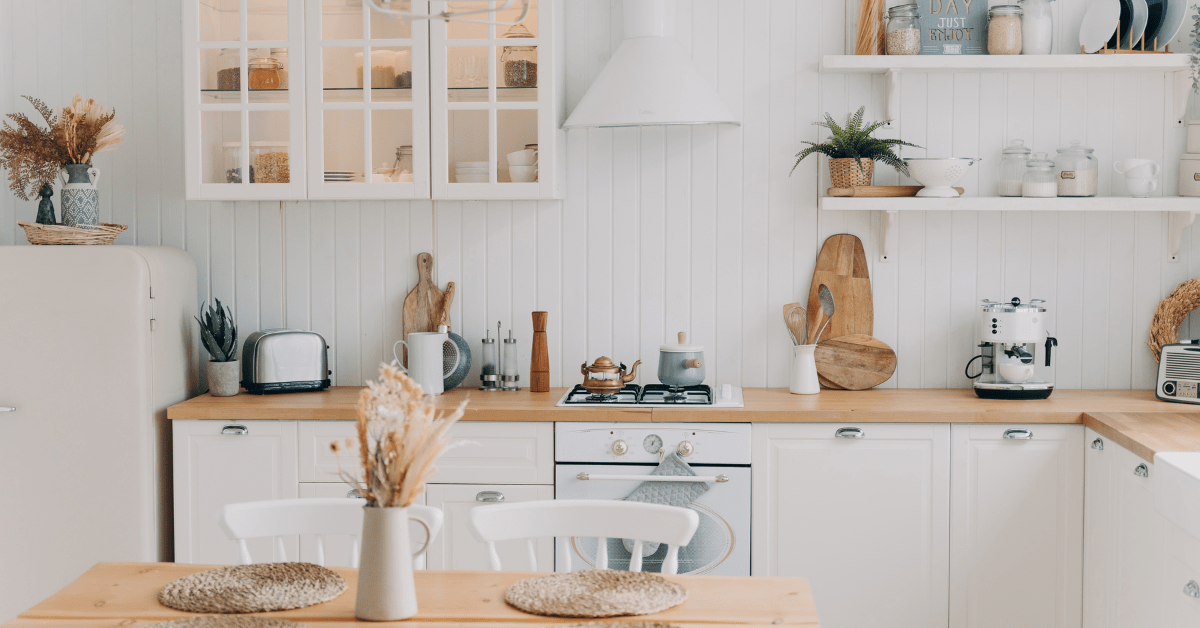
left=820, top=195, right=1200, bottom=263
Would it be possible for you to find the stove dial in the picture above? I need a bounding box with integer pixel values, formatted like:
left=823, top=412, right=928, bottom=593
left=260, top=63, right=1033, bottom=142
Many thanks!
left=611, top=439, right=628, bottom=456
left=677, top=440, right=694, bottom=457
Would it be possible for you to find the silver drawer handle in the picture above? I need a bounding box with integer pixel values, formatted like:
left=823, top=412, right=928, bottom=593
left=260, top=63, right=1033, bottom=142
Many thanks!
left=221, top=424, right=249, bottom=435
left=1134, top=463, right=1149, bottom=478
left=835, top=427, right=864, bottom=439
left=1091, top=438, right=1104, bottom=450
left=1004, top=429, right=1033, bottom=440
left=1185, top=580, right=1200, bottom=598
left=575, top=472, right=730, bottom=483
left=347, top=489, right=364, bottom=499
left=0, top=406, right=14, bottom=412
left=476, top=491, right=505, bottom=502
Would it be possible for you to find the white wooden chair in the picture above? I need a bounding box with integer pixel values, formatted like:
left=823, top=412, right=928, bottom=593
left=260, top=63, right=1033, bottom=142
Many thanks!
left=467, top=499, right=699, bottom=574
left=218, top=497, right=442, bottom=567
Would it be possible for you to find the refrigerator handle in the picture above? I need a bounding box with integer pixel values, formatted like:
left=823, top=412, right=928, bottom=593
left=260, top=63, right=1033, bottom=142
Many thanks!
left=0, top=407, right=15, bottom=412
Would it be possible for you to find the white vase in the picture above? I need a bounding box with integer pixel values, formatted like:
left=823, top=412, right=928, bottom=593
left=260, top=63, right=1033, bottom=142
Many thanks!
left=208, top=360, right=240, bottom=397
left=789, top=345, right=820, bottom=395
left=356, top=506, right=436, bottom=621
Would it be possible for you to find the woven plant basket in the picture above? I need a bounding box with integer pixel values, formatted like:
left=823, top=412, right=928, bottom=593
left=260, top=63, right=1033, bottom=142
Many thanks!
left=829, top=158, right=874, bottom=188
left=18, top=221, right=127, bottom=245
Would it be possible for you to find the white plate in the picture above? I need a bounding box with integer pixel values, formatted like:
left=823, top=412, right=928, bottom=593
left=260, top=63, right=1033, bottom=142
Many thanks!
left=1125, top=0, right=1149, bottom=48
left=456, top=161, right=488, bottom=169
left=455, top=174, right=489, bottom=183
left=1080, top=0, right=1122, bottom=53
left=1157, top=0, right=1187, bottom=48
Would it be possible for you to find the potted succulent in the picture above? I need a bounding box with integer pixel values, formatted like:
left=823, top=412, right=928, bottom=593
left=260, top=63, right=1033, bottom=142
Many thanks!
left=197, top=299, right=239, bottom=397
left=792, top=106, right=920, bottom=188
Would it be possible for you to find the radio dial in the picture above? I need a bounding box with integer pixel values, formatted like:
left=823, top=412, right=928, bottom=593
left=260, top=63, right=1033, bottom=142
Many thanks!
left=611, top=440, right=628, bottom=455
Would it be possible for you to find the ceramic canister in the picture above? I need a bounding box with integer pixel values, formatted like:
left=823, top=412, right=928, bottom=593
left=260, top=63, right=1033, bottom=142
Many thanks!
left=1180, top=154, right=1200, bottom=197
left=59, top=164, right=100, bottom=227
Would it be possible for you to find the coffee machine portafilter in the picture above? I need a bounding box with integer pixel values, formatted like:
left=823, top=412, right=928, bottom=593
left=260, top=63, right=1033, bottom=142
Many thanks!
left=965, top=297, right=1058, bottom=400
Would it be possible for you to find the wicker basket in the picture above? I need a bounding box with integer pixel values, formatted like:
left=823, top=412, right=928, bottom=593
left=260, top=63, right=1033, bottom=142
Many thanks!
left=18, top=221, right=127, bottom=245
left=829, top=158, right=874, bottom=188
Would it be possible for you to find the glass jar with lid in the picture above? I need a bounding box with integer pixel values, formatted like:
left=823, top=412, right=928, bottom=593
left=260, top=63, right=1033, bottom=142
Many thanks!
left=1021, top=152, right=1057, bottom=198
left=1054, top=140, right=1097, bottom=197
left=270, top=48, right=288, bottom=89
left=1019, top=0, right=1054, bottom=54
left=247, top=57, right=282, bottom=90
left=998, top=139, right=1031, bottom=196
left=500, top=23, right=537, bottom=87
left=885, top=4, right=921, bottom=55
left=393, top=145, right=414, bottom=182
left=987, top=5, right=1023, bottom=55
left=216, top=48, right=240, bottom=90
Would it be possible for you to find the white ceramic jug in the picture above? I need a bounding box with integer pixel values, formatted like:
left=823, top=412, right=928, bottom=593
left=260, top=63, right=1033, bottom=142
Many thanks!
left=789, top=345, right=820, bottom=395
left=355, top=506, right=439, bottom=621
left=393, top=329, right=454, bottom=395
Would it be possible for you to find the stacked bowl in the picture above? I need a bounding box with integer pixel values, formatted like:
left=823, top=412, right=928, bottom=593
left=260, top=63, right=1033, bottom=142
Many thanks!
left=455, top=161, right=488, bottom=183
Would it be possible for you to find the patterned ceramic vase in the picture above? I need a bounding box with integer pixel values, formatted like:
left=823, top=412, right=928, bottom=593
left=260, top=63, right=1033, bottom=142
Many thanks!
left=60, top=164, right=100, bottom=227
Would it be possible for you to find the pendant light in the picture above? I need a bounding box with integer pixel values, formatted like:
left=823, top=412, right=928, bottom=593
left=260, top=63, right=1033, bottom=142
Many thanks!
left=562, top=0, right=738, bottom=128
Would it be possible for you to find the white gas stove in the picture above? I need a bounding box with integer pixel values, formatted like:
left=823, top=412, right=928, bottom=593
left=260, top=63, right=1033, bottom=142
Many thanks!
left=555, top=383, right=745, bottom=408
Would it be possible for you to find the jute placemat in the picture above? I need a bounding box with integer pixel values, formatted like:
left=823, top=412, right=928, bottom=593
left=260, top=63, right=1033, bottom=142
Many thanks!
left=146, top=618, right=308, bottom=628
left=564, top=623, right=681, bottom=628
left=504, top=570, right=688, bottom=618
left=158, top=563, right=347, bottom=614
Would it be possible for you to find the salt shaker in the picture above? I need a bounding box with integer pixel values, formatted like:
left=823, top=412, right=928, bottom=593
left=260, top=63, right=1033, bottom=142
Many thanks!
left=501, top=326, right=520, bottom=391
left=479, top=329, right=500, bottom=391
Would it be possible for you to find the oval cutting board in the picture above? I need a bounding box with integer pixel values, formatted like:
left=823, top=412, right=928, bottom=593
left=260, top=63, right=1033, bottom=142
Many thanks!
left=807, top=234, right=873, bottom=344
left=814, top=334, right=897, bottom=390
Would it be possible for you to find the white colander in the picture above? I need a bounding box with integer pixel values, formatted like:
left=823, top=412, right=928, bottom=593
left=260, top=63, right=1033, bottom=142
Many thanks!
left=904, top=158, right=980, bottom=197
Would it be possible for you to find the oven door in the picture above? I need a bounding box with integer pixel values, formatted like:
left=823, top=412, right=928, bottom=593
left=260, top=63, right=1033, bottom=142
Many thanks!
left=553, top=464, right=750, bottom=576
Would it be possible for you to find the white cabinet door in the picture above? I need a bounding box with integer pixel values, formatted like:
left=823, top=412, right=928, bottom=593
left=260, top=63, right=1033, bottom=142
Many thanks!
left=1110, top=443, right=1168, bottom=628
left=949, top=424, right=1083, bottom=628
left=173, top=420, right=299, bottom=564
left=297, top=483, right=429, bottom=569
left=751, top=423, right=951, bottom=628
left=424, top=484, right=554, bottom=571
left=1160, top=525, right=1200, bottom=628
left=1083, top=428, right=1116, bottom=628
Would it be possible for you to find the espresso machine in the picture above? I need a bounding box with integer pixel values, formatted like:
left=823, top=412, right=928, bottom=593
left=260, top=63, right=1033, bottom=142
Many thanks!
left=966, top=297, right=1058, bottom=399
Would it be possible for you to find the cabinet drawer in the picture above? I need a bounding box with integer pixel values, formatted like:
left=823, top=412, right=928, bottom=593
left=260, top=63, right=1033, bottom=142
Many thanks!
left=299, top=421, right=553, bottom=484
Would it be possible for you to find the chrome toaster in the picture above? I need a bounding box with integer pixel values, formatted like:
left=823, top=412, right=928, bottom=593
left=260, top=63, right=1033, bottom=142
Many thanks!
left=1156, top=340, right=1200, bottom=404
left=241, top=329, right=332, bottom=395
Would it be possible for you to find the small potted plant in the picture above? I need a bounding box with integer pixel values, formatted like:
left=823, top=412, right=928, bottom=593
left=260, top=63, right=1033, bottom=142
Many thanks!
left=197, top=299, right=239, bottom=397
left=792, top=106, right=920, bottom=188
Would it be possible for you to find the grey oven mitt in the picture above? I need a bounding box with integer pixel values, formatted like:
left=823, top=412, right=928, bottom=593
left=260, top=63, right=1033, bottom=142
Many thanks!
left=622, top=451, right=710, bottom=557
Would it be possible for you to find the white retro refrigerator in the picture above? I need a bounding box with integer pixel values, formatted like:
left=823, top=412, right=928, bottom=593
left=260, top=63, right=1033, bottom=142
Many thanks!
left=0, top=246, right=198, bottom=622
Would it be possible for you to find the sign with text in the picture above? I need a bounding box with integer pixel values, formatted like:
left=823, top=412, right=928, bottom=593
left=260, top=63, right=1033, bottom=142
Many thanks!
left=918, top=0, right=986, bottom=54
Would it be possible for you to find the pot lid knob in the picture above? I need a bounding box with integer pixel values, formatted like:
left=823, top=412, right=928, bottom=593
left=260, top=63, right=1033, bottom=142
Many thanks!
left=678, top=331, right=686, bottom=344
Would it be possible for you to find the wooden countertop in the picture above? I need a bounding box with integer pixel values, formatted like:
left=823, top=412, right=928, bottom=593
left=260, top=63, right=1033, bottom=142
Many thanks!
left=1083, top=412, right=1200, bottom=463
left=13, top=562, right=818, bottom=626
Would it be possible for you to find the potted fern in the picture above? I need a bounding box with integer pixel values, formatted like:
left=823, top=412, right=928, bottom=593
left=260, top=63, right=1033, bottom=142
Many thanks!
left=196, top=299, right=239, bottom=397
left=792, top=106, right=920, bottom=188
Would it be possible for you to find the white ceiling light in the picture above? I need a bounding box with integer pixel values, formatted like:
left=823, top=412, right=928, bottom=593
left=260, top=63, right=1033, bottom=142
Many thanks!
left=563, top=0, right=738, bottom=128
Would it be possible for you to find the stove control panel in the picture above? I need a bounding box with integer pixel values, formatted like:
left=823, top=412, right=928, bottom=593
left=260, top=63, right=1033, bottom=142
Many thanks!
left=555, top=422, right=752, bottom=465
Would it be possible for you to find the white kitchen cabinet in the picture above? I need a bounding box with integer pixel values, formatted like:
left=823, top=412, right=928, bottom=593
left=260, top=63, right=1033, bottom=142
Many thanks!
left=751, top=423, right=951, bottom=628
left=173, top=420, right=299, bottom=564
left=1083, top=428, right=1116, bottom=628
left=424, top=483, right=554, bottom=571
left=297, top=483, right=429, bottom=569
left=949, top=424, right=1083, bottom=628
left=1160, top=525, right=1200, bottom=627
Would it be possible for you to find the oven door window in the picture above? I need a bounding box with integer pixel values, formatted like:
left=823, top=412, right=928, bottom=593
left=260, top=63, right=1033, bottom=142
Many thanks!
left=569, top=500, right=734, bottom=575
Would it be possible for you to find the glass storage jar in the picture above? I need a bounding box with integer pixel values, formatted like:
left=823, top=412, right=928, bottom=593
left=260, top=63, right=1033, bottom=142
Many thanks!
left=270, top=48, right=288, bottom=89
left=357, top=50, right=396, bottom=88
left=987, top=5, right=1023, bottom=54
left=1054, top=140, right=1097, bottom=196
left=998, top=139, right=1031, bottom=196
left=885, top=4, right=921, bottom=55
left=394, top=49, right=412, bottom=88
left=216, top=48, right=240, bottom=90
left=1019, top=0, right=1054, bottom=54
left=1022, top=152, right=1058, bottom=197
left=248, top=57, right=282, bottom=90
left=500, top=23, right=537, bottom=87
left=222, top=142, right=247, bottom=183
left=393, top=145, right=414, bottom=182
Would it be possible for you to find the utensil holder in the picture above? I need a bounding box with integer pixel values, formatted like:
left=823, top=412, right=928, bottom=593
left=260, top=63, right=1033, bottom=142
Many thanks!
left=790, top=345, right=820, bottom=395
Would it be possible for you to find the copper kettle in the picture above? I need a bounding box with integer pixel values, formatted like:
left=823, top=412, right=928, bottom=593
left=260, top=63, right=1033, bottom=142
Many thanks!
left=580, top=357, right=641, bottom=395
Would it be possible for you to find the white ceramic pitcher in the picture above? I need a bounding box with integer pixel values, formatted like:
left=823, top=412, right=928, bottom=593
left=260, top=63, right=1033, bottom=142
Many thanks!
left=355, top=506, right=440, bottom=621
left=789, top=345, right=820, bottom=395
left=393, top=329, right=454, bottom=395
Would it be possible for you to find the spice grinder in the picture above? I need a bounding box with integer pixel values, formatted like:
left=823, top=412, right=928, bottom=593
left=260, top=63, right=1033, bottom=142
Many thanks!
left=965, top=297, right=1058, bottom=400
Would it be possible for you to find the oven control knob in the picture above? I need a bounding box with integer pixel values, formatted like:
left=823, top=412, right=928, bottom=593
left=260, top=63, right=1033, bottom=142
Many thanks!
left=611, top=440, right=628, bottom=455
left=677, top=440, right=694, bottom=457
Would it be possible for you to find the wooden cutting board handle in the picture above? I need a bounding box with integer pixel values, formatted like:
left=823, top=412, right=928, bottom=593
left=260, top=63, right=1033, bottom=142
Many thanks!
left=439, top=282, right=455, bottom=331
left=401, top=252, right=444, bottom=367
left=531, top=311, right=549, bottom=392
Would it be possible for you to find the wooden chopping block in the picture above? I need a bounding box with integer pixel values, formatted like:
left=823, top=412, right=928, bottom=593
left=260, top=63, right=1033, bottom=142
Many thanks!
left=401, top=252, right=443, bottom=366
left=826, top=185, right=964, bottom=197
left=815, top=334, right=897, bottom=390
left=807, top=234, right=873, bottom=343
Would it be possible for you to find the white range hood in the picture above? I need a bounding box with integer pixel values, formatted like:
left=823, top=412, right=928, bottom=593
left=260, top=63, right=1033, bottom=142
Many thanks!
left=562, top=0, right=738, bottom=128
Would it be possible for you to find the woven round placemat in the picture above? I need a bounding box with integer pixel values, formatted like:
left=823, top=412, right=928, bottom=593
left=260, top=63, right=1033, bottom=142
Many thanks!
left=504, top=570, right=688, bottom=618
left=158, top=563, right=347, bottom=614
left=563, top=623, right=680, bottom=628
left=147, top=617, right=309, bottom=628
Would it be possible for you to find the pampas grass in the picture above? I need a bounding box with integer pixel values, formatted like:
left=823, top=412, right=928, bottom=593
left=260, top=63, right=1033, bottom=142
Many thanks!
left=331, top=363, right=466, bottom=508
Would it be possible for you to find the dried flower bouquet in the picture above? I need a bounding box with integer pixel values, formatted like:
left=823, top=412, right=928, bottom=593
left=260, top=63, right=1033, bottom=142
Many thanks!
left=0, top=94, right=125, bottom=200
left=332, top=363, right=466, bottom=508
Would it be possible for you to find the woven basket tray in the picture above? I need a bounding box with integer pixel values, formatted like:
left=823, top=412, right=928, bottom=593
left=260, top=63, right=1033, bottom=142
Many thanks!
left=19, top=221, right=127, bottom=245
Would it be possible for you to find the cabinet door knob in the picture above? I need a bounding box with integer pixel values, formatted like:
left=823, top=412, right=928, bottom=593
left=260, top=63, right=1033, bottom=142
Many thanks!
left=1185, top=580, right=1200, bottom=598
left=221, top=424, right=249, bottom=435
left=1091, top=438, right=1104, bottom=450
left=835, top=427, right=864, bottom=439
left=1004, top=429, right=1033, bottom=440
left=1134, top=463, right=1149, bottom=478
left=476, top=491, right=505, bottom=502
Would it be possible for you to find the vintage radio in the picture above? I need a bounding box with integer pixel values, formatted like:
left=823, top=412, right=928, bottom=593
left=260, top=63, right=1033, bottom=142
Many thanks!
left=1156, top=340, right=1200, bottom=404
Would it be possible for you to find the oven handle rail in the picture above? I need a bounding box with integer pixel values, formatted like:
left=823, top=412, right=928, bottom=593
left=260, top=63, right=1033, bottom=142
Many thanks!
left=575, top=472, right=729, bottom=483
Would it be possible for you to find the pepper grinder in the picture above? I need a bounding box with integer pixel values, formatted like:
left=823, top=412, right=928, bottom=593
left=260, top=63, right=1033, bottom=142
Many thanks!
left=501, top=323, right=520, bottom=391
left=479, top=327, right=500, bottom=391
left=530, top=311, right=549, bottom=392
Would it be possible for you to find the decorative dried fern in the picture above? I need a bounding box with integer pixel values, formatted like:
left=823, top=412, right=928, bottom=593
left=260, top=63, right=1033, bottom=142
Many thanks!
left=0, top=94, right=125, bottom=200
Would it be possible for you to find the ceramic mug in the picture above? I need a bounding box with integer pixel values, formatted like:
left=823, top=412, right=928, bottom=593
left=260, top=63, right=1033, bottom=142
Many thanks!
left=1113, top=159, right=1160, bottom=178
left=393, top=331, right=451, bottom=395
left=506, top=149, right=538, bottom=167
left=1126, top=177, right=1159, bottom=198
left=509, top=165, right=538, bottom=182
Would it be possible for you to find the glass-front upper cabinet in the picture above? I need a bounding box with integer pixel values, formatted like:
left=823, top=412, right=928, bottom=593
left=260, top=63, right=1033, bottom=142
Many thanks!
left=429, top=0, right=562, bottom=199
left=304, top=0, right=430, bottom=199
left=184, top=0, right=308, bottom=200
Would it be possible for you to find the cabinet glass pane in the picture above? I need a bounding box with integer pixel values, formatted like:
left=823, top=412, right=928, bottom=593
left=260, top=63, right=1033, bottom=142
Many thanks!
left=322, top=47, right=362, bottom=102
left=199, top=0, right=239, bottom=42
left=202, top=48, right=241, bottom=101
left=370, top=1, right=413, bottom=39
left=448, top=110, right=489, bottom=183
left=497, top=0, right=537, bottom=34
left=325, top=110, right=365, bottom=180
left=248, top=111, right=291, bottom=183
left=448, top=47, right=488, bottom=102
left=248, top=48, right=288, bottom=103
left=446, top=1, right=490, bottom=39
left=247, top=0, right=287, bottom=41
left=498, top=109, right=536, bottom=182
left=371, top=109, right=414, bottom=181
left=201, top=111, right=242, bottom=184
left=323, top=0, right=364, bottom=40
left=498, top=44, right=536, bottom=93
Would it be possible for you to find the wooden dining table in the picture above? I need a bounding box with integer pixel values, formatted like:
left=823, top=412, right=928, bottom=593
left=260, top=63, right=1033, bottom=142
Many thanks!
left=4, top=562, right=820, bottom=627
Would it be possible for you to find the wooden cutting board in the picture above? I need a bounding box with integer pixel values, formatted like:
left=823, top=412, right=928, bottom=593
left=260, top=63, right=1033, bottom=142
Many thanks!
left=815, top=334, right=897, bottom=390
left=826, top=185, right=964, bottom=197
left=807, top=234, right=873, bottom=344
left=401, top=252, right=443, bottom=366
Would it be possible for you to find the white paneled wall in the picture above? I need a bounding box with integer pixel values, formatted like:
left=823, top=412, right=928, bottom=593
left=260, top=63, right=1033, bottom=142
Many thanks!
left=2, top=0, right=1199, bottom=390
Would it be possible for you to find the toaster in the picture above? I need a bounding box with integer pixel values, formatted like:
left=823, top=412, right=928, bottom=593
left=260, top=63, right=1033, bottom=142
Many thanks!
left=1156, top=340, right=1200, bottom=404
left=241, top=329, right=332, bottom=395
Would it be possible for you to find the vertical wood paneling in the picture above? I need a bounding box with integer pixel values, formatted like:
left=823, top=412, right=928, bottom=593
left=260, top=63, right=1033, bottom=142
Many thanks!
left=714, top=0, right=744, bottom=386
left=511, top=199, right=538, bottom=379
left=284, top=202, right=311, bottom=330
left=358, top=201, right=386, bottom=375
left=611, top=128, right=640, bottom=369
left=586, top=129, right=614, bottom=361
left=333, top=202, right=361, bottom=385
left=638, top=126, right=666, bottom=384
left=740, top=0, right=770, bottom=387
left=107, top=0, right=136, bottom=244
left=309, top=202, right=337, bottom=381
left=258, top=202, right=283, bottom=330
left=0, top=0, right=12, bottom=246
left=664, top=125, right=690, bottom=350
left=234, top=201, right=260, bottom=336
left=536, top=200, right=563, bottom=386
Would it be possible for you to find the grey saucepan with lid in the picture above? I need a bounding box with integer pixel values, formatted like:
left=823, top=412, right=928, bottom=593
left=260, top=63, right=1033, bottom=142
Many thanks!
left=658, top=331, right=705, bottom=387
